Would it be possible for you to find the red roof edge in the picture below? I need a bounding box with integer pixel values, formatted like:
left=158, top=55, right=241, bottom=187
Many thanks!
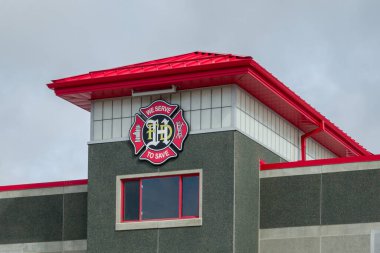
left=0, top=179, right=88, bottom=192
left=260, top=154, right=380, bottom=171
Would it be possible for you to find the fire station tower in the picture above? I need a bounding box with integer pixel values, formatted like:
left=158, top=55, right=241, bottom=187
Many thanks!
left=1, top=51, right=380, bottom=253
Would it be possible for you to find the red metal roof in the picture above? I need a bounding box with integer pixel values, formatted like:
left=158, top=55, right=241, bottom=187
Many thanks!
left=47, top=51, right=372, bottom=158
left=52, top=52, right=251, bottom=84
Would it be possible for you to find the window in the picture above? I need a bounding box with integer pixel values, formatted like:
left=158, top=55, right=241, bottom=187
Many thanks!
left=116, top=169, right=202, bottom=230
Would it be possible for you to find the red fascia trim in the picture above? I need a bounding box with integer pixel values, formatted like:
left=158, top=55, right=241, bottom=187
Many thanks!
left=260, top=154, right=380, bottom=171
left=53, top=65, right=249, bottom=97
left=0, top=179, right=88, bottom=192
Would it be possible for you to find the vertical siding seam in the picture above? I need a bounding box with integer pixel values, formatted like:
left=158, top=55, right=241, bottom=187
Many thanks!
left=62, top=187, right=65, bottom=253
left=156, top=229, right=160, bottom=253
left=233, top=132, right=236, bottom=253
left=319, top=173, right=323, bottom=253
left=90, top=102, right=94, bottom=141
left=231, top=85, right=237, bottom=129
left=258, top=162, right=261, bottom=253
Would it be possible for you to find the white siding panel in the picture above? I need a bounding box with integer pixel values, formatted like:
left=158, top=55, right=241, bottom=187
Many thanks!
left=201, top=109, right=211, bottom=130
left=245, top=113, right=250, bottom=134
left=191, top=110, right=201, bottom=131
left=222, top=107, right=232, bottom=128
left=184, top=111, right=191, bottom=127
left=103, top=101, right=112, bottom=119
left=270, top=131, right=276, bottom=151
left=122, top=98, right=132, bottom=117
left=131, top=97, right=141, bottom=115
left=249, top=117, right=254, bottom=137
left=122, top=118, right=131, bottom=138
left=181, top=91, right=191, bottom=111
left=211, top=108, right=222, bottom=129
left=93, top=101, right=103, bottom=120
left=112, top=119, right=122, bottom=138
left=161, top=94, right=171, bottom=103
left=249, top=98, right=255, bottom=117
left=191, top=90, right=201, bottom=110
left=93, top=121, right=103, bottom=141
left=171, top=93, right=181, bottom=105
left=151, top=94, right=160, bottom=102
left=236, top=88, right=241, bottom=109
left=212, top=87, right=222, bottom=108
left=103, top=120, right=112, bottom=139
left=240, top=111, right=245, bottom=133
left=201, top=89, right=212, bottom=109
left=113, top=100, right=122, bottom=118
left=236, top=109, right=241, bottom=129
left=222, top=86, right=232, bottom=107
left=141, top=96, right=151, bottom=107
left=254, top=120, right=259, bottom=141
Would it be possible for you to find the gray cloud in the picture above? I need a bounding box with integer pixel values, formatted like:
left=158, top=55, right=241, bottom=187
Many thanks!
left=1, top=0, right=379, bottom=184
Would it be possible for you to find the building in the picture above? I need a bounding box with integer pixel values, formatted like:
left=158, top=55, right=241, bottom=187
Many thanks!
left=1, top=51, right=380, bottom=253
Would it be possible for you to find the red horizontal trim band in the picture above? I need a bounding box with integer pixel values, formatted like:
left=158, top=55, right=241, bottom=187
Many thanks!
left=260, top=154, right=380, bottom=171
left=0, top=179, right=88, bottom=192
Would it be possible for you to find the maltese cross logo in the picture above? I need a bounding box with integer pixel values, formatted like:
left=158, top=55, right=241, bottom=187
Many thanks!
left=129, top=100, right=189, bottom=165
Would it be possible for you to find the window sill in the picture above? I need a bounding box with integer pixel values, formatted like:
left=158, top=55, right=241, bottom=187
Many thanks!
left=115, top=218, right=202, bottom=231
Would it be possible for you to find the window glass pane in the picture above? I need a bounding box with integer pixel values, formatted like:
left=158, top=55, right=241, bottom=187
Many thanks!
left=142, top=177, right=179, bottom=220
left=124, top=180, right=140, bottom=221
left=182, top=176, right=199, bottom=217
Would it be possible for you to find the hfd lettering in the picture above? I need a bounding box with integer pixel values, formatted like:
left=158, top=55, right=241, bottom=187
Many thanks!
left=146, top=119, right=173, bottom=147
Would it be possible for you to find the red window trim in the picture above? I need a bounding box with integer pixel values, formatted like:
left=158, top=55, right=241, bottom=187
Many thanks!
left=120, top=173, right=200, bottom=223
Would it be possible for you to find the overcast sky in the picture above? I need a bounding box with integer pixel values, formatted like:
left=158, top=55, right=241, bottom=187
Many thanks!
left=0, top=0, right=379, bottom=185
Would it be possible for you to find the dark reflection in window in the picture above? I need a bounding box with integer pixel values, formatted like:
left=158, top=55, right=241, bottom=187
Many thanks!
left=142, top=177, right=179, bottom=220
left=182, top=176, right=199, bottom=217
left=124, top=180, right=140, bottom=221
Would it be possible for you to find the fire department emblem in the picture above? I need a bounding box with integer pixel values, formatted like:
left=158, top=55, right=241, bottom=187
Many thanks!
left=129, top=100, right=189, bottom=165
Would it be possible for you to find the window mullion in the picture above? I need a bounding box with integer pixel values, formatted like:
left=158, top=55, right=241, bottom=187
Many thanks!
left=139, top=179, right=143, bottom=221
left=179, top=176, right=182, bottom=219
left=121, top=180, right=125, bottom=221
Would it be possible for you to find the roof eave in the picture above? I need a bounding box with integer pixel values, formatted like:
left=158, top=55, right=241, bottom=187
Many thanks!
left=246, top=61, right=372, bottom=157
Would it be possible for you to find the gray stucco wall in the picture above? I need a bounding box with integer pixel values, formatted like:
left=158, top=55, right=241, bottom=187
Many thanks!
left=0, top=192, right=87, bottom=244
left=88, top=131, right=235, bottom=253
left=88, top=131, right=283, bottom=253
left=234, top=132, right=282, bottom=252
left=260, top=174, right=321, bottom=228
left=260, top=168, right=380, bottom=229
left=322, top=169, right=380, bottom=225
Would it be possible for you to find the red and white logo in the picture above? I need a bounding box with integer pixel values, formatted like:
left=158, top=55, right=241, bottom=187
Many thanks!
left=129, top=100, right=189, bottom=165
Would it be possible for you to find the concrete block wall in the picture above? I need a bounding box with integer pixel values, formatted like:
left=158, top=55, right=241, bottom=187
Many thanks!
left=0, top=185, right=88, bottom=253
left=259, top=161, right=380, bottom=253
left=87, top=131, right=283, bottom=253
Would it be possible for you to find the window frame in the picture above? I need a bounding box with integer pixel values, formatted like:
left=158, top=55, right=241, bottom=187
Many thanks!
left=116, top=169, right=202, bottom=231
